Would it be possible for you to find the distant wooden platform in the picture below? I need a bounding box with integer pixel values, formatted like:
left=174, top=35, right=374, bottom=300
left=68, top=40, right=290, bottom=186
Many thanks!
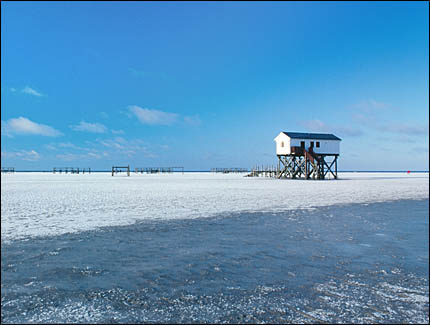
left=135, top=167, right=184, bottom=174
left=53, top=167, right=91, bottom=174
left=211, top=168, right=248, bottom=173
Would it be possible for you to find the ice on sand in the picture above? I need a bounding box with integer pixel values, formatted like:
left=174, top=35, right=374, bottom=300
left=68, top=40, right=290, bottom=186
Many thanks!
left=1, top=172, right=428, bottom=242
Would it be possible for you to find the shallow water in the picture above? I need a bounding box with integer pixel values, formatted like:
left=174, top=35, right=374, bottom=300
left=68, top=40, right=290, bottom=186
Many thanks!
left=1, top=199, right=429, bottom=323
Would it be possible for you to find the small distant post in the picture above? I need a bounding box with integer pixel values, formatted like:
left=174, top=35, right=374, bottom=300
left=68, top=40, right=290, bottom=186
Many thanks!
left=1, top=167, right=15, bottom=174
left=112, top=165, right=130, bottom=176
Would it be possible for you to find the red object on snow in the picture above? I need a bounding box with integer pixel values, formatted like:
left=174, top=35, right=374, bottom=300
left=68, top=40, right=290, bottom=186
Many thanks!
left=407, top=170, right=411, bottom=174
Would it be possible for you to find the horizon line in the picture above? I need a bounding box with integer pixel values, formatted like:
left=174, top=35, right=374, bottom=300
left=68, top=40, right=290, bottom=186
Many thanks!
left=2, top=170, right=429, bottom=173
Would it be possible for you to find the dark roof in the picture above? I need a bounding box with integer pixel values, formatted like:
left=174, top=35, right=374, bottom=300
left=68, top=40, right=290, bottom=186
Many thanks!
left=282, top=132, right=341, bottom=141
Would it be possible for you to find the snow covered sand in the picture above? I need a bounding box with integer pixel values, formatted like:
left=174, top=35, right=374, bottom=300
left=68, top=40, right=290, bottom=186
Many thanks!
left=1, top=172, right=428, bottom=242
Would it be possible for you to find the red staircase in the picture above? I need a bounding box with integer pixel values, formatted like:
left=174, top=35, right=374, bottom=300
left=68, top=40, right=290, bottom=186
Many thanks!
left=304, top=147, right=316, bottom=164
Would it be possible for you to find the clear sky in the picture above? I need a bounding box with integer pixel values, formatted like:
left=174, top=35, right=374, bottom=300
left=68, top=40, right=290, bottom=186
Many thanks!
left=1, top=1, right=429, bottom=171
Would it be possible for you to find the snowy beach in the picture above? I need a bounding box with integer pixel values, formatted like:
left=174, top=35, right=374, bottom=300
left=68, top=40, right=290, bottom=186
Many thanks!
left=1, top=172, right=429, bottom=242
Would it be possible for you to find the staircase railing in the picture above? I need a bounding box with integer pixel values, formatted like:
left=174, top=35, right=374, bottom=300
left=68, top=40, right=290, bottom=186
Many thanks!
left=304, top=148, right=316, bottom=164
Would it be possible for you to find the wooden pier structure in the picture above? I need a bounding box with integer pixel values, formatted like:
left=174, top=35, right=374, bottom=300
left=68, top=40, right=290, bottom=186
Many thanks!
left=53, top=167, right=91, bottom=174
left=246, top=166, right=279, bottom=177
left=277, top=147, right=338, bottom=180
left=112, top=165, right=130, bottom=176
left=1, top=167, right=15, bottom=174
left=247, top=132, right=340, bottom=180
left=135, top=167, right=184, bottom=174
left=211, top=168, right=249, bottom=174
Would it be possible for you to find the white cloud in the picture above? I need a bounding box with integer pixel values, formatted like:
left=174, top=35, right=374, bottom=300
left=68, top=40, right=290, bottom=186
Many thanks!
left=99, top=138, right=125, bottom=149
left=183, top=115, right=202, bottom=126
left=55, top=153, right=81, bottom=161
left=302, top=119, right=327, bottom=132
left=10, top=87, right=17, bottom=92
left=1, top=149, right=40, bottom=161
left=129, top=67, right=146, bottom=78
left=301, top=119, right=364, bottom=137
left=45, top=142, right=85, bottom=151
left=44, top=136, right=157, bottom=163
left=100, top=111, right=109, bottom=119
left=377, top=123, right=429, bottom=136
left=410, top=146, right=429, bottom=153
left=70, top=121, right=108, bottom=133
left=56, top=151, right=103, bottom=161
left=111, top=129, right=125, bottom=135
left=44, top=144, right=58, bottom=151
left=350, top=99, right=392, bottom=112
left=351, top=108, right=428, bottom=137
left=2, top=117, right=62, bottom=137
left=22, top=86, right=44, bottom=97
left=58, top=142, right=79, bottom=148
left=86, top=152, right=102, bottom=159
left=128, top=105, right=178, bottom=125
left=93, top=137, right=156, bottom=158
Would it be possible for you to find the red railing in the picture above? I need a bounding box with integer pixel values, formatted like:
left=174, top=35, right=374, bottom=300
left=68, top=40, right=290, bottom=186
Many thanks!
left=290, top=146, right=317, bottom=164
left=290, top=146, right=304, bottom=155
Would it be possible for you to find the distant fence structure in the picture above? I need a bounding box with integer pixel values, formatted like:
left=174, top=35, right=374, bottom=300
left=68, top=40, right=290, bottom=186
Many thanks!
left=211, top=168, right=249, bottom=174
left=245, top=165, right=280, bottom=178
left=112, top=165, right=130, bottom=176
left=135, top=167, right=184, bottom=174
left=1, top=167, right=15, bottom=174
left=53, top=167, right=91, bottom=174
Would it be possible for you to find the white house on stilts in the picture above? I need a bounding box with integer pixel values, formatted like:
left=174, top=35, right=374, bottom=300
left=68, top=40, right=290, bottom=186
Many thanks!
left=274, top=132, right=341, bottom=179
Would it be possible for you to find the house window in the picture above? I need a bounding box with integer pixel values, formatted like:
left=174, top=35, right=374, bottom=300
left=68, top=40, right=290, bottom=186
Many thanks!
left=310, top=141, right=314, bottom=147
left=300, top=141, right=305, bottom=148
left=316, top=141, right=320, bottom=148
left=281, top=141, right=284, bottom=147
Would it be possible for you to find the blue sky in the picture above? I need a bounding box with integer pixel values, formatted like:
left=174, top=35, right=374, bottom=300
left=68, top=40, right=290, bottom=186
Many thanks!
left=1, top=1, right=428, bottom=170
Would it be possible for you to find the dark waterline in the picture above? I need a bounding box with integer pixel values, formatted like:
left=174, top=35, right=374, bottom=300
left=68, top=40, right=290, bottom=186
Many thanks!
left=1, top=199, right=429, bottom=323
left=5, top=170, right=430, bottom=173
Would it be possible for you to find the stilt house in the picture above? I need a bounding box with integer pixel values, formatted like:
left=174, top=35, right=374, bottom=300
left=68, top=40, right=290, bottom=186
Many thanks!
left=274, top=132, right=341, bottom=179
